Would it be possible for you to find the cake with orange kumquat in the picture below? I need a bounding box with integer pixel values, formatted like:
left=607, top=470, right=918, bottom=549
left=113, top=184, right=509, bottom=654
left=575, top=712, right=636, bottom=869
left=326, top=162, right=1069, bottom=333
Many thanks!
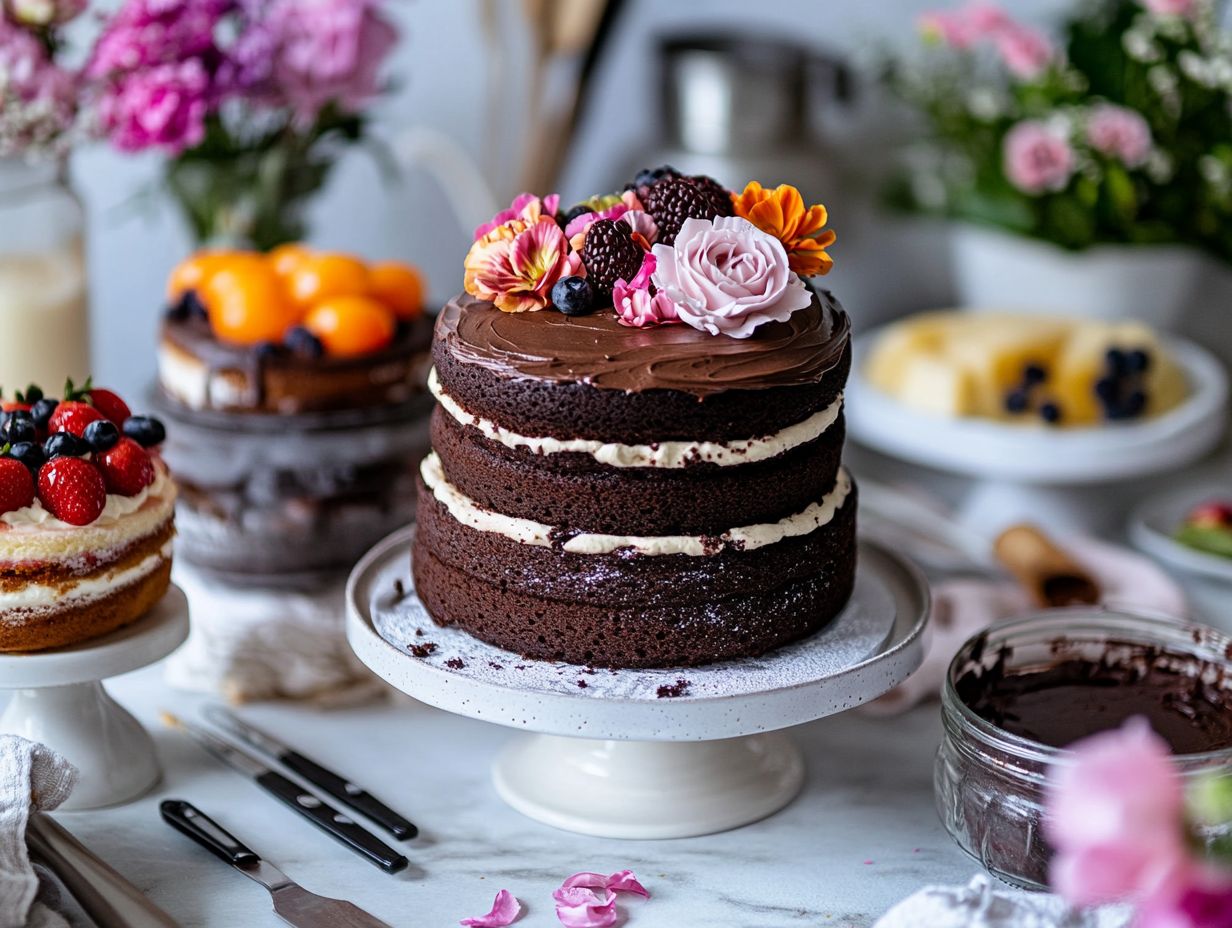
left=154, top=245, right=434, bottom=583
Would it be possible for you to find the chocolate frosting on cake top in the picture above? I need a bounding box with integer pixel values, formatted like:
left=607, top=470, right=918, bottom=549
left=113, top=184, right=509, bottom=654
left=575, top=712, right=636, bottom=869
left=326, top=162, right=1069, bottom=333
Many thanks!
left=436, top=289, right=850, bottom=397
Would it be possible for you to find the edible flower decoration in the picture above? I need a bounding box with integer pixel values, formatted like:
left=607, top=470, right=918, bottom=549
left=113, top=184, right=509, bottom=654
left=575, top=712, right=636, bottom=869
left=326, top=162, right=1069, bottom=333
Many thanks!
left=462, top=168, right=836, bottom=336
left=731, top=181, right=836, bottom=277
left=459, top=889, right=521, bottom=927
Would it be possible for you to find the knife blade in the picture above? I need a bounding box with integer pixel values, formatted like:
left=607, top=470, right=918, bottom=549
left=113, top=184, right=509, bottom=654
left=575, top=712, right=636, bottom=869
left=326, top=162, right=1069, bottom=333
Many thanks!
left=203, top=705, right=418, bottom=840
left=160, top=800, right=393, bottom=928
left=163, top=713, right=408, bottom=874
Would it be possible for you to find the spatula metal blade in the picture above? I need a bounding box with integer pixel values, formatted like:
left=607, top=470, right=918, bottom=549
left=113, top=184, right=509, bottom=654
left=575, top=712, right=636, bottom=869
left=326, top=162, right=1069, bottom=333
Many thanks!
left=270, top=884, right=394, bottom=928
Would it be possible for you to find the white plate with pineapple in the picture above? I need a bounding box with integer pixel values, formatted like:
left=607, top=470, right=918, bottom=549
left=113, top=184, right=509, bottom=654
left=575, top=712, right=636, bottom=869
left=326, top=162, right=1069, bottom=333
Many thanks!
left=847, top=312, right=1227, bottom=484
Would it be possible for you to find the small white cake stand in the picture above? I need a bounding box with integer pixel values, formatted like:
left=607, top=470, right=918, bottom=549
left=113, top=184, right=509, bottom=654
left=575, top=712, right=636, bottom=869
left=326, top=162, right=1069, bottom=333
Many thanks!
left=346, top=527, right=928, bottom=839
left=846, top=331, right=1228, bottom=534
left=0, top=586, right=189, bottom=810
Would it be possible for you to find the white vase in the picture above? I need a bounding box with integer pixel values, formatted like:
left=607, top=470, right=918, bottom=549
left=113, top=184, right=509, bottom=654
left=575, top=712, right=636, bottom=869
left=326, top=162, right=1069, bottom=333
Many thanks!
left=950, top=224, right=1201, bottom=330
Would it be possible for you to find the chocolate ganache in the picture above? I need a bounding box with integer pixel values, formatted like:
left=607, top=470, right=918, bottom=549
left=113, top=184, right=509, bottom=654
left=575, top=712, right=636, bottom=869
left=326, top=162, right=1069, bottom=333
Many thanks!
left=436, top=289, right=850, bottom=397
left=957, top=637, right=1232, bottom=754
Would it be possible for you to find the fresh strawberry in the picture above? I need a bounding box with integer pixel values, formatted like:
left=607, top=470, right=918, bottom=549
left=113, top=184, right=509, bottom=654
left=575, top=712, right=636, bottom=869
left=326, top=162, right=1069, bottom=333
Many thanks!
left=37, top=458, right=106, bottom=525
left=97, top=438, right=154, bottom=496
left=48, top=401, right=104, bottom=437
left=0, top=458, right=35, bottom=514
left=87, top=388, right=131, bottom=426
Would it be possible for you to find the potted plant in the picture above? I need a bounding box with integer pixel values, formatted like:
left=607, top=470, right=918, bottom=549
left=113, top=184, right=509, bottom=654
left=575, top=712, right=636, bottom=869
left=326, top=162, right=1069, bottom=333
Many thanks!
left=887, top=0, right=1232, bottom=328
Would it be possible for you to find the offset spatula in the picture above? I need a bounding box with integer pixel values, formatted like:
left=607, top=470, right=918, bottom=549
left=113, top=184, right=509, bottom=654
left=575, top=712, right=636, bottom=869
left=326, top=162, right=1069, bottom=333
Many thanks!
left=160, top=800, right=393, bottom=928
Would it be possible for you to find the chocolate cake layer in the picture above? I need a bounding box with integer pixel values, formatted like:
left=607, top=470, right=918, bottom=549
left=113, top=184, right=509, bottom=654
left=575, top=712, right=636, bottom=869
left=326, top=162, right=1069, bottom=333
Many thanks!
left=432, top=292, right=851, bottom=443
left=412, top=482, right=857, bottom=667
left=160, top=313, right=433, bottom=414
left=430, top=405, right=846, bottom=535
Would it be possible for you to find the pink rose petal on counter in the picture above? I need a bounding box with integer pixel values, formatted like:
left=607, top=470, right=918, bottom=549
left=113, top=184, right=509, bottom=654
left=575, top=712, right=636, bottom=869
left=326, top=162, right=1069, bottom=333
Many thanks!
left=460, top=889, right=522, bottom=927
left=605, top=870, right=650, bottom=897
left=553, top=886, right=617, bottom=928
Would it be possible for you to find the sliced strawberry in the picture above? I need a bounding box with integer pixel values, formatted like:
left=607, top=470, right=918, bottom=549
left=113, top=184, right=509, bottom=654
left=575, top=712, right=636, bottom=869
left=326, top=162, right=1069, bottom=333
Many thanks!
left=37, top=458, right=106, bottom=525
left=87, top=388, right=132, bottom=426
left=97, top=438, right=154, bottom=496
left=48, top=401, right=104, bottom=437
left=0, top=458, right=35, bottom=514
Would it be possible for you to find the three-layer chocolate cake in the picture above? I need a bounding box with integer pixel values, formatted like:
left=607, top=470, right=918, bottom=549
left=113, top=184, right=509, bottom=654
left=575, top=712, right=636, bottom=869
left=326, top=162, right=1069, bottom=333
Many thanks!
left=412, top=171, right=855, bottom=668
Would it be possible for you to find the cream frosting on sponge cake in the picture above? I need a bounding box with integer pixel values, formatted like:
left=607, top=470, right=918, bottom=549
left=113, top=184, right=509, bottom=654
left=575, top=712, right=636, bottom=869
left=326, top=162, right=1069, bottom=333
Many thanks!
left=0, top=381, right=175, bottom=652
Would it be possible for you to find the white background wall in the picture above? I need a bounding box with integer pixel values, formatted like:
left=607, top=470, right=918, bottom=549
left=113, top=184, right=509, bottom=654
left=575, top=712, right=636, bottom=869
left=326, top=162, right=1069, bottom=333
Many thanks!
left=72, top=0, right=1074, bottom=396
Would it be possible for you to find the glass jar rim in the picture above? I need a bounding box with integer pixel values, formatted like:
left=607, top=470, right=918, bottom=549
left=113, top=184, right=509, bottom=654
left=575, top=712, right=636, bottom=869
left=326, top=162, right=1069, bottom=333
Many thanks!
left=942, top=606, right=1232, bottom=767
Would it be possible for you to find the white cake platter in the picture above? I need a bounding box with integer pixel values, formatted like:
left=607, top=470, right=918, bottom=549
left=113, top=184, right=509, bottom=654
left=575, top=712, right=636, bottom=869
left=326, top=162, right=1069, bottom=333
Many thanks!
left=346, top=526, right=928, bottom=839
left=846, top=330, right=1228, bottom=533
left=0, top=586, right=189, bottom=810
left=1131, top=481, right=1232, bottom=584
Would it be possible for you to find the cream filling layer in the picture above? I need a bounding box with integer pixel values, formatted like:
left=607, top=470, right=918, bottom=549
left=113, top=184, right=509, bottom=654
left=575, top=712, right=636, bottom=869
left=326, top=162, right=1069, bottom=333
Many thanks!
left=0, top=539, right=172, bottom=610
left=429, top=368, right=842, bottom=469
left=420, top=452, right=851, bottom=557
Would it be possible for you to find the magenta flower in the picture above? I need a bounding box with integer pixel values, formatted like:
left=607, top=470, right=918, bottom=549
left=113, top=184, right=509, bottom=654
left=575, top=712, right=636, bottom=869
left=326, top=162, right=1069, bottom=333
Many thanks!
left=0, top=18, right=77, bottom=153
left=96, top=59, right=210, bottom=153
left=1137, top=879, right=1232, bottom=928
left=613, top=253, right=680, bottom=328
left=256, top=0, right=397, bottom=125
left=1045, top=718, right=1190, bottom=907
left=1087, top=103, right=1152, bottom=168
left=993, top=23, right=1053, bottom=79
left=1003, top=119, right=1076, bottom=194
left=87, top=0, right=226, bottom=79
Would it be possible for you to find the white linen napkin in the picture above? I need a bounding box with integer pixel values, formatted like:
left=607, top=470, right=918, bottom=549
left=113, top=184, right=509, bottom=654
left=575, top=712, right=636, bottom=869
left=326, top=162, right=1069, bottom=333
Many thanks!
left=0, top=737, right=77, bottom=928
left=164, top=563, right=385, bottom=705
left=873, top=876, right=1133, bottom=928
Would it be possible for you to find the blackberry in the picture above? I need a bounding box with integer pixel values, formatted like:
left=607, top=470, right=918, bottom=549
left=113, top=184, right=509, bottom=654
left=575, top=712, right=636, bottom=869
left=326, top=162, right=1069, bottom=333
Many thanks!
left=630, top=164, right=679, bottom=197
left=580, top=220, right=642, bottom=300
left=643, top=176, right=733, bottom=245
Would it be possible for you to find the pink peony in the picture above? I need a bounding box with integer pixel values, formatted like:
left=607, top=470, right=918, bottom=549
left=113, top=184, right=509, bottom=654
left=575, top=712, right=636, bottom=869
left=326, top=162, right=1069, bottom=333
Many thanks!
left=1003, top=119, right=1076, bottom=194
left=1087, top=104, right=1152, bottom=168
left=993, top=23, right=1053, bottom=79
left=0, top=19, right=77, bottom=153
left=919, top=2, right=1010, bottom=49
left=464, top=215, right=582, bottom=313
left=1045, top=718, right=1190, bottom=907
left=612, top=253, right=680, bottom=328
left=4, top=0, right=85, bottom=26
left=1142, top=0, right=1197, bottom=16
left=256, top=0, right=398, bottom=125
left=96, top=58, right=210, bottom=153
left=475, top=193, right=560, bottom=241
left=87, top=0, right=226, bottom=79
left=650, top=215, right=811, bottom=338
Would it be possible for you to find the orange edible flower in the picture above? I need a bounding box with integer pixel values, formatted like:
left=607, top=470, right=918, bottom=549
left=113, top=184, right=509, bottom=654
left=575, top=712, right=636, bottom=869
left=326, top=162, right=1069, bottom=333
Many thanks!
left=731, top=181, right=836, bottom=277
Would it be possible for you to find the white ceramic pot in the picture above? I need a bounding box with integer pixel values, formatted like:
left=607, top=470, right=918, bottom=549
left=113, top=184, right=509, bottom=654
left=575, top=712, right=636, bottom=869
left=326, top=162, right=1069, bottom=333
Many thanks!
left=951, top=224, right=1201, bottom=330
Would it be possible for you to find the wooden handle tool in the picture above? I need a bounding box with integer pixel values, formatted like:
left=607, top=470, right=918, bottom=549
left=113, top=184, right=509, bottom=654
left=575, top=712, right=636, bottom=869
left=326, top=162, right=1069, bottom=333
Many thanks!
left=993, top=524, right=1101, bottom=608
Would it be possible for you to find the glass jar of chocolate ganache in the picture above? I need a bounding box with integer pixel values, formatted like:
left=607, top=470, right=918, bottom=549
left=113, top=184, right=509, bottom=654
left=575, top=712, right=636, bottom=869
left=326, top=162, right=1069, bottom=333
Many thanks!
left=936, top=609, right=1232, bottom=890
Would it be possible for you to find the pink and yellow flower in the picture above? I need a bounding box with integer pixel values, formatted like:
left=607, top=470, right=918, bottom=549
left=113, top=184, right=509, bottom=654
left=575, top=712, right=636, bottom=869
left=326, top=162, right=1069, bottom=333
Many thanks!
left=566, top=191, right=656, bottom=251
left=464, top=215, right=582, bottom=314
left=474, top=192, right=560, bottom=241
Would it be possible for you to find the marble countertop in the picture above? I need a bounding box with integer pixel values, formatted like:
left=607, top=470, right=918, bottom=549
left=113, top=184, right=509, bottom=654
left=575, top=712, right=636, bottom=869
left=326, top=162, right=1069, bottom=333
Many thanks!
left=48, top=671, right=975, bottom=928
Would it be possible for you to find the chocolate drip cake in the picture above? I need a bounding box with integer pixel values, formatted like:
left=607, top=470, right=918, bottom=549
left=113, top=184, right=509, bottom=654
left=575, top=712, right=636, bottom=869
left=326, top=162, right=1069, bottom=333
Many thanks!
left=412, top=171, right=856, bottom=668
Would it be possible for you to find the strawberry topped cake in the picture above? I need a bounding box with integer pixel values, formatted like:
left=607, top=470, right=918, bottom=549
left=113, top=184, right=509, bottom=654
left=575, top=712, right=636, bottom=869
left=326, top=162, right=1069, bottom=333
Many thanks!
left=0, top=380, right=175, bottom=652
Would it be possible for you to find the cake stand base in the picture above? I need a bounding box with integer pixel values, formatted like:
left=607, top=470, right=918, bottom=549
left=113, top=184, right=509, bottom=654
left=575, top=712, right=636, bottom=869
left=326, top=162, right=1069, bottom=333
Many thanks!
left=0, top=587, right=189, bottom=810
left=493, top=732, right=804, bottom=839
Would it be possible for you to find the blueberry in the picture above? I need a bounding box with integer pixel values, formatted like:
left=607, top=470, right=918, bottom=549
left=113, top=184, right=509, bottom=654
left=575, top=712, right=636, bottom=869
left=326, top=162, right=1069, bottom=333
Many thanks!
left=7, top=441, right=43, bottom=474
left=633, top=165, right=678, bottom=188
left=561, top=205, right=595, bottom=228
left=1094, top=377, right=1118, bottom=402
left=1126, top=348, right=1151, bottom=373
left=255, top=341, right=282, bottom=361
left=1105, top=347, right=1127, bottom=375
left=1040, top=401, right=1063, bottom=424
left=30, top=397, right=57, bottom=430
left=284, top=326, right=324, bottom=360
left=1, top=411, right=35, bottom=444
left=1124, top=390, right=1147, bottom=417
left=44, top=431, right=89, bottom=458
left=1004, top=389, right=1029, bottom=414
left=122, top=415, right=166, bottom=448
left=551, top=276, right=594, bottom=316
left=83, top=418, right=119, bottom=452
left=1022, top=363, right=1047, bottom=385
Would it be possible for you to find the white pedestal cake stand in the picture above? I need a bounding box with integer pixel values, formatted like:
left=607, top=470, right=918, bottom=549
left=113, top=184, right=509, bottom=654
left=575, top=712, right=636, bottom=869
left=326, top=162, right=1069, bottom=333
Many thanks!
left=0, top=586, right=189, bottom=810
left=346, top=527, right=929, bottom=839
left=846, top=331, right=1228, bottom=535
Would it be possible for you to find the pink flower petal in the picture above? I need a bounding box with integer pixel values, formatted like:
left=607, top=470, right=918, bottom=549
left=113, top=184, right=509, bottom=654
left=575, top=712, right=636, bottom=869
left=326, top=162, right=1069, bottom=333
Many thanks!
left=460, top=889, right=521, bottom=927
left=605, top=870, right=650, bottom=898
left=553, top=886, right=617, bottom=928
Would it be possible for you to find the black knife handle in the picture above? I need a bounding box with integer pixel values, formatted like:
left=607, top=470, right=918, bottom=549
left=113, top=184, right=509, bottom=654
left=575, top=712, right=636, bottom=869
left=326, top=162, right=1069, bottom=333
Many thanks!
left=161, top=800, right=260, bottom=867
left=255, top=771, right=409, bottom=875
left=280, top=751, right=418, bottom=841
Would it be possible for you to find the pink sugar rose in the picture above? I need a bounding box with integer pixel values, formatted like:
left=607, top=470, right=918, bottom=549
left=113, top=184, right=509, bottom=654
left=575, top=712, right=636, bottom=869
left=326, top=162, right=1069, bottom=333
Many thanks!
left=475, top=193, right=561, bottom=241
left=96, top=58, right=210, bottom=153
left=1045, top=718, right=1189, bottom=907
left=1003, top=119, right=1076, bottom=194
left=459, top=889, right=521, bottom=927
left=650, top=216, right=811, bottom=339
left=1087, top=104, right=1152, bottom=168
left=613, top=253, right=680, bottom=328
